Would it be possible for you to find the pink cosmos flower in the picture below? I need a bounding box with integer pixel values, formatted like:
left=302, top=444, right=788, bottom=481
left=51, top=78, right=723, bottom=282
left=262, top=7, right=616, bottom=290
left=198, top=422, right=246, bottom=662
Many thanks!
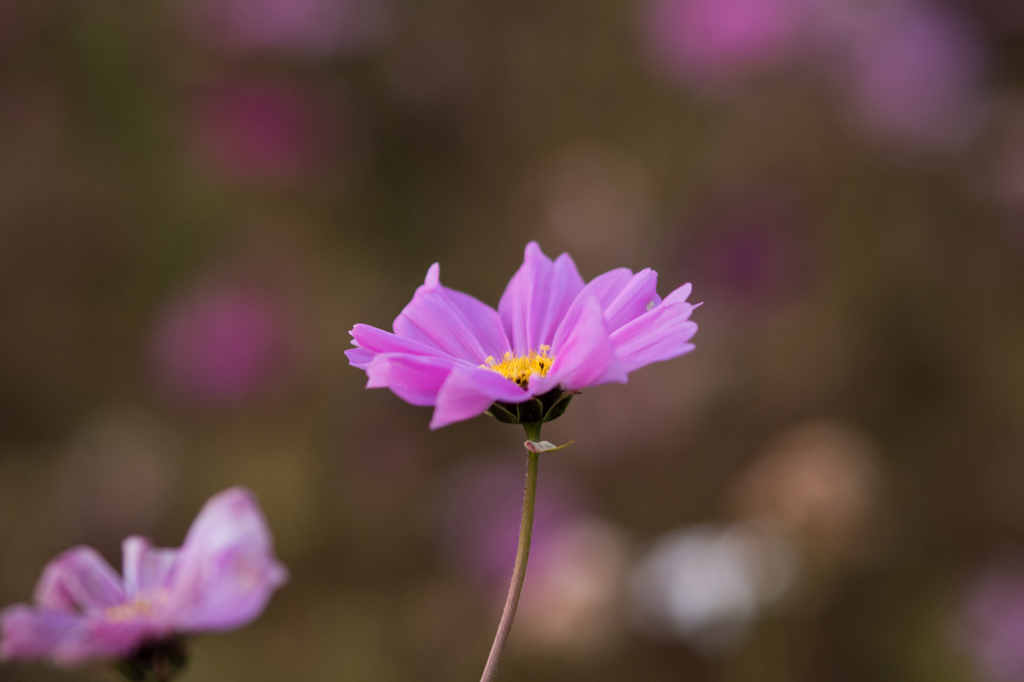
left=151, top=284, right=300, bottom=407
left=0, top=487, right=287, bottom=673
left=346, top=242, right=699, bottom=429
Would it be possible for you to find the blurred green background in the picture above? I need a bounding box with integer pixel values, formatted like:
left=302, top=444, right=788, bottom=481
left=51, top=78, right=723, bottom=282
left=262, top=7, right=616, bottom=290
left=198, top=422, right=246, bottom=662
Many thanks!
left=3, top=0, right=1024, bottom=680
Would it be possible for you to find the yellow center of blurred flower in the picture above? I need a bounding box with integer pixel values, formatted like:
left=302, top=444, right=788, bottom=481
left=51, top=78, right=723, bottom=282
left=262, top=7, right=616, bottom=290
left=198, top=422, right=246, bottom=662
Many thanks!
left=104, top=590, right=168, bottom=622
left=481, top=346, right=554, bottom=388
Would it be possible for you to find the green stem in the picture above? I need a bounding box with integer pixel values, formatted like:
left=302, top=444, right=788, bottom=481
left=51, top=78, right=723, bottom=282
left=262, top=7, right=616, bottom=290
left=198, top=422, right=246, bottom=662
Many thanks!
left=479, top=422, right=542, bottom=682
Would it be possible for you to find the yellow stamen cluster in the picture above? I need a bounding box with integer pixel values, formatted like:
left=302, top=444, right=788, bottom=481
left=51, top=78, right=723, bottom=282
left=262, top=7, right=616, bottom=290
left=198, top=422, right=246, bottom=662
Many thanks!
left=481, top=346, right=554, bottom=388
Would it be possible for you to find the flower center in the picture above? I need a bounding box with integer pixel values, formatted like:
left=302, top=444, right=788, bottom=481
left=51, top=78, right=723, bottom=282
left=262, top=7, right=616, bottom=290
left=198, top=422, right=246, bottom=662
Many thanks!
left=481, top=346, right=554, bottom=388
left=104, top=590, right=168, bottom=622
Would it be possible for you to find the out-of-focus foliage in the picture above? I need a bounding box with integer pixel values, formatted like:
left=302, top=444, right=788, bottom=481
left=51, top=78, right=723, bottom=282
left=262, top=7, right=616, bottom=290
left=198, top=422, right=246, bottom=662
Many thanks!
left=2, top=0, right=1024, bottom=680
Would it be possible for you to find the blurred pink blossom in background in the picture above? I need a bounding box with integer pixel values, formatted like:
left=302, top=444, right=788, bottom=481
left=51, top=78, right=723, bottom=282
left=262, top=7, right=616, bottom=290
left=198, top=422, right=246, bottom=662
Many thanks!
left=638, top=0, right=993, bottom=150
left=957, top=566, right=1024, bottom=682
left=182, top=0, right=394, bottom=56
left=639, top=0, right=805, bottom=89
left=188, top=80, right=334, bottom=185
left=839, top=2, right=989, bottom=149
left=151, top=284, right=300, bottom=408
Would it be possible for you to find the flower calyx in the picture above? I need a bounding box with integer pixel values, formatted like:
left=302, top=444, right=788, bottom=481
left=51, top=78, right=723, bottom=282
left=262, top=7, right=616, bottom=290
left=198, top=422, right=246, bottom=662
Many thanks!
left=115, top=637, right=188, bottom=682
left=485, top=387, right=577, bottom=425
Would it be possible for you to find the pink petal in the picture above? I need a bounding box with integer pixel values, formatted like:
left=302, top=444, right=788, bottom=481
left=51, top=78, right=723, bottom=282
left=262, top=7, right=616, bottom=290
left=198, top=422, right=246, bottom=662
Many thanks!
left=121, top=537, right=178, bottom=597
left=365, top=352, right=462, bottom=406
left=578, top=268, right=634, bottom=310
left=350, top=323, right=450, bottom=361
left=394, top=263, right=510, bottom=363
left=34, top=547, right=125, bottom=614
left=610, top=284, right=698, bottom=372
left=603, top=268, right=660, bottom=332
left=498, top=242, right=585, bottom=352
left=0, top=606, right=143, bottom=667
left=663, top=281, right=693, bottom=305
left=431, top=365, right=533, bottom=429
left=0, top=606, right=85, bottom=664
left=535, top=295, right=627, bottom=393
left=165, top=487, right=288, bottom=631
left=68, top=619, right=153, bottom=665
left=345, top=346, right=375, bottom=369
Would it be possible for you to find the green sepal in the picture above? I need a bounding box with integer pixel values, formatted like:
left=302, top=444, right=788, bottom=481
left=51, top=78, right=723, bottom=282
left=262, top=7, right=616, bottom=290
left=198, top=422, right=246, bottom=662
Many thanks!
left=487, top=387, right=574, bottom=425
left=542, top=391, right=575, bottom=422
left=485, top=402, right=520, bottom=424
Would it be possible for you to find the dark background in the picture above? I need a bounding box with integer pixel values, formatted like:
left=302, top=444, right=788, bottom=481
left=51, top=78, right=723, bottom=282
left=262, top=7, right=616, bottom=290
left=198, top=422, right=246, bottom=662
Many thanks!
left=2, top=0, right=1024, bottom=680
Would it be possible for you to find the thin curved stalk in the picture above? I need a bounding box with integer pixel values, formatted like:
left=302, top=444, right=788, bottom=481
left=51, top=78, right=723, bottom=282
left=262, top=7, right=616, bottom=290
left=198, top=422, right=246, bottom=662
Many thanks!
left=479, top=423, right=541, bottom=682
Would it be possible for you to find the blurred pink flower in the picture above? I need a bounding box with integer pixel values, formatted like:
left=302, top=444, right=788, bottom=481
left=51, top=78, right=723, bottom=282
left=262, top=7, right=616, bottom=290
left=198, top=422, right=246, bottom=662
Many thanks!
left=151, top=284, right=300, bottom=408
left=182, top=0, right=394, bottom=56
left=639, top=0, right=804, bottom=89
left=189, top=80, right=331, bottom=185
left=0, top=487, right=287, bottom=669
left=957, top=566, right=1024, bottom=682
left=841, top=3, right=988, bottom=149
